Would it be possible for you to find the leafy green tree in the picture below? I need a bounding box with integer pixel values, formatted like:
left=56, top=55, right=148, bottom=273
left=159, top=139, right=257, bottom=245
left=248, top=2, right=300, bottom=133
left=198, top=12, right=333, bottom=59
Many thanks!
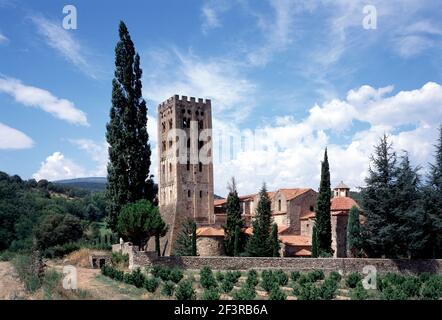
left=315, top=148, right=332, bottom=255
left=422, top=125, right=442, bottom=258
left=34, top=213, right=83, bottom=250
left=106, top=21, right=155, bottom=231
left=270, top=223, right=280, bottom=257
left=174, top=218, right=197, bottom=256
left=347, top=206, right=362, bottom=257
left=224, top=177, right=244, bottom=256
left=311, top=225, right=319, bottom=258
left=245, top=183, right=273, bottom=257
left=116, top=200, right=165, bottom=248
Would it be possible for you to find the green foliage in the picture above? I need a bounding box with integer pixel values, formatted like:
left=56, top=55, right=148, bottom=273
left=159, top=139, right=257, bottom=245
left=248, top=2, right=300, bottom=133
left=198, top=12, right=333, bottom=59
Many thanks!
left=318, top=277, right=338, bottom=300
left=221, top=278, right=235, bottom=293
left=315, top=148, right=332, bottom=255
left=261, top=270, right=278, bottom=292
left=42, top=242, right=81, bottom=259
left=200, top=266, right=217, bottom=289
left=111, top=252, right=129, bottom=268
left=233, top=283, right=256, bottom=300
left=161, top=281, right=175, bottom=297
left=350, top=282, right=369, bottom=300
left=345, top=272, right=362, bottom=289
left=329, top=271, right=342, bottom=283
left=12, top=254, right=42, bottom=292
left=169, top=268, right=184, bottom=283
left=0, top=250, right=14, bottom=261
left=290, top=271, right=301, bottom=283
left=296, top=282, right=321, bottom=300
left=420, top=276, right=442, bottom=300
left=128, top=268, right=146, bottom=288
left=117, top=200, right=165, bottom=248
left=311, top=225, right=319, bottom=258
left=150, top=265, right=183, bottom=283
left=106, top=21, right=155, bottom=230
left=202, top=287, right=221, bottom=300
left=174, top=218, right=197, bottom=256
left=245, top=183, right=273, bottom=257
left=347, top=206, right=362, bottom=257
left=144, top=277, right=160, bottom=293
left=246, top=269, right=259, bottom=287
left=224, top=178, right=245, bottom=256
left=175, top=279, right=196, bottom=300
left=270, top=223, right=280, bottom=257
left=215, top=271, right=224, bottom=282
left=309, top=270, right=325, bottom=282
left=274, top=269, right=288, bottom=286
left=269, top=286, right=287, bottom=300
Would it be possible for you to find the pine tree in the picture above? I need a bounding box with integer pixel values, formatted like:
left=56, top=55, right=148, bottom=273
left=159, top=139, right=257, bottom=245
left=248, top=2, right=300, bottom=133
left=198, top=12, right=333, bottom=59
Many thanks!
left=270, top=223, right=280, bottom=257
left=174, top=218, right=197, bottom=256
left=423, top=125, right=442, bottom=258
left=233, top=225, right=241, bottom=256
left=245, top=183, right=273, bottom=257
left=347, top=206, right=361, bottom=257
left=311, top=225, right=319, bottom=258
left=315, top=148, right=332, bottom=255
left=106, top=21, right=155, bottom=231
left=360, top=134, right=398, bottom=258
left=224, top=178, right=244, bottom=256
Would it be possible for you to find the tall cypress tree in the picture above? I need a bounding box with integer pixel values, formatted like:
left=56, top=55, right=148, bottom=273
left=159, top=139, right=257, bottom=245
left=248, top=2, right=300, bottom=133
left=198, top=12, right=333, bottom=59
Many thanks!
left=106, top=21, right=154, bottom=231
left=270, top=223, right=280, bottom=257
left=224, top=177, right=244, bottom=256
left=347, top=206, right=361, bottom=257
left=246, top=183, right=272, bottom=257
left=311, top=225, right=319, bottom=258
left=315, top=148, right=332, bottom=255
left=423, top=125, right=442, bottom=258
left=360, top=134, right=398, bottom=258
left=174, top=218, right=197, bottom=256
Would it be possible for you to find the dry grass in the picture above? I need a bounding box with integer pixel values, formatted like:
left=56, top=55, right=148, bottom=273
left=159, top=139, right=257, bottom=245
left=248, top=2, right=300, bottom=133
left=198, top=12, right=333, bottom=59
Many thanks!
left=63, top=248, right=109, bottom=268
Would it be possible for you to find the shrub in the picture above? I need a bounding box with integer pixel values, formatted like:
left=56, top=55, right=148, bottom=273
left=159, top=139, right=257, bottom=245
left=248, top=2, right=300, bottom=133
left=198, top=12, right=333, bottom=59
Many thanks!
left=161, top=281, right=175, bottom=297
left=12, top=254, right=42, bottom=292
left=225, top=271, right=241, bottom=285
left=130, top=268, right=146, bottom=288
left=297, top=282, right=321, bottom=300
left=216, top=271, right=224, bottom=282
left=175, top=279, right=196, bottom=300
left=151, top=265, right=163, bottom=278
left=345, top=272, right=362, bottom=289
left=290, top=271, right=301, bottom=283
left=169, top=268, right=184, bottom=284
left=43, top=243, right=81, bottom=259
left=319, top=278, right=338, bottom=300
left=298, top=274, right=313, bottom=286
left=200, top=266, right=217, bottom=289
left=350, top=282, right=369, bottom=300
left=221, top=278, right=235, bottom=293
left=246, top=269, right=259, bottom=287
left=420, top=276, right=442, bottom=300
left=401, top=277, right=421, bottom=298
left=123, top=272, right=133, bottom=285
left=234, top=284, right=256, bottom=300
left=202, top=287, right=221, bottom=300
left=144, top=277, right=160, bottom=293
left=308, top=270, right=325, bottom=282
left=274, top=269, right=289, bottom=286
left=329, top=271, right=342, bottom=283
left=42, top=269, right=62, bottom=299
left=378, top=273, right=405, bottom=292
left=381, top=286, right=408, bottom=300
left=0, top=251, right=14, bottom=261
left=111, top=252, right=129, bottom=268
left=269, top=286, right=287, bottom=300
left=261, top=270, right=278, bottom=292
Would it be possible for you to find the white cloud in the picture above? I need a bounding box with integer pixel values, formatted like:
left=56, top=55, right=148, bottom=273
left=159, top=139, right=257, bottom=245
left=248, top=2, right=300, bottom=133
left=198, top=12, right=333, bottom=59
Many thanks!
left=0, top=76, right=88, bottom=126
left=69, top=139, right=108, bottom=176
left=143, top=49, right=256, bottom=122
left=33, top=152, right=87, bottom=181
left=30, top=16, right=98, bottom=78
left=0, top=123, right=34, bottom=150
left=0, top=32, right=8, bottom=44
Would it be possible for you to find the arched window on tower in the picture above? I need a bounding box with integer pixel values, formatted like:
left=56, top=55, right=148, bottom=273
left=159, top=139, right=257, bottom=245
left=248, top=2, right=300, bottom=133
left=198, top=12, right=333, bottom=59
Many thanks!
left=278, top=199, right=281, bottom=212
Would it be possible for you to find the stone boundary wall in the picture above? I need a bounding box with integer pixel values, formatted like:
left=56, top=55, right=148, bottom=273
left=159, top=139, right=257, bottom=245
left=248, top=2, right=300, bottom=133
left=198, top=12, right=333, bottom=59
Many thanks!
left=113, top=243, right=442, bottom=275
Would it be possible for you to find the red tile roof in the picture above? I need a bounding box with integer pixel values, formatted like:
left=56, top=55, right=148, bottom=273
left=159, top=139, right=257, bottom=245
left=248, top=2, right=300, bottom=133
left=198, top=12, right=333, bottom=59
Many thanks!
left=279, top=188, right=311, bottom=200
left=330, top=196, right=359, bottom=211
left=244, top=225, right=290, bottom=236
left=214, top=199, right=226, bottom=206
left=300, top=211, right=316, bottom=220
left=196, top=226, right=224, bottom=237
left=213, top=188, right=310, bottom=206
left=279, top=235, right=311, bottom=247
left=294, top=249, right=312, bottom=257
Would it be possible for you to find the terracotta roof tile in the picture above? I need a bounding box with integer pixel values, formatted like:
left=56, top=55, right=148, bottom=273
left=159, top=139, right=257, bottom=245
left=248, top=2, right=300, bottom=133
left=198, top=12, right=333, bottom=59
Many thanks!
left=330, top=197, right=359, bottom=211
left=196, top=226, right=224, bottom=237
left=300, top=211, right=316, bottom=220
left=279, top=235, right=311, bottom=247
left=294, top=249, right=312, bottom=256
left=279, top=188, right=312, bottom=200
left=244, top=225, right=289, bottom=236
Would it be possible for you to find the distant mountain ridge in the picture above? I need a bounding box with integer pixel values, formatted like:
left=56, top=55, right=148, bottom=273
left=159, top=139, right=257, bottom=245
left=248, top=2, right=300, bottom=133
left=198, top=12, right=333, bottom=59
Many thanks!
left=54, top=177, right=107, bottom=192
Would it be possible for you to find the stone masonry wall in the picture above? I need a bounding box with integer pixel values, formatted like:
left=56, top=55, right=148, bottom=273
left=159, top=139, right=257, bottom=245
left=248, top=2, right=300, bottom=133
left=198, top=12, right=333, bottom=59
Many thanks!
left=115, top=243, right=442, bottom=275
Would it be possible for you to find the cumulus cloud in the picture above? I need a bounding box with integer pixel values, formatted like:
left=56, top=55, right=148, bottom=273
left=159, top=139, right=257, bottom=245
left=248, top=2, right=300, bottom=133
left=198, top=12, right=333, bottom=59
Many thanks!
left=33, top=152, right=87, bottom=181
left=0, top=123, right=34, bottom=150
left=0, top=32, right=8, bottom=44
left=0, top=76, right=88, bottom=126
left=69, top=139, right=108, bottom=176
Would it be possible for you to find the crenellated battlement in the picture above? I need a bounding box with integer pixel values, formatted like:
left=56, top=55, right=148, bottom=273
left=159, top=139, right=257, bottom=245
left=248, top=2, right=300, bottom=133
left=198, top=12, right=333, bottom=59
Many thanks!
left=158, top=94, right=211, bottom=111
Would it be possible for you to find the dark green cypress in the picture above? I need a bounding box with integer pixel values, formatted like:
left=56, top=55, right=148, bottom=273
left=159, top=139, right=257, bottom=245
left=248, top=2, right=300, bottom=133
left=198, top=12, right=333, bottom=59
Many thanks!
left=347, top=206, right=361, bottom=257
left=192, top=223, right=197, bottom=257
left=174, top=218, right=197, bottom=256
left=311, top=225, right=319, bottom=258
left=270, top=223, right=280, bottom=257
left=224, top=178, right=244, bottom=256
left=245, top=183, right=273, bottom=257
left=233, top=225, right=241, bottom=257
left=106, top=21, right=154, bottom=231
left=315, top=148, right=332, bottom=255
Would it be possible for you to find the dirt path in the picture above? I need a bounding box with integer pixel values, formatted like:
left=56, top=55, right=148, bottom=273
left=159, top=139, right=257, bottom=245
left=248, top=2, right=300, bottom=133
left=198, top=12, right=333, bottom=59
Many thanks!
left=0, top=262, right=27, bottom=300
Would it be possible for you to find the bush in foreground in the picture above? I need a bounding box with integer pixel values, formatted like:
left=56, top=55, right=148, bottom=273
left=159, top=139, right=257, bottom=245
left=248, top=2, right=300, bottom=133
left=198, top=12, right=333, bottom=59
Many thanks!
left=200, top=266, right=217, bottom=289
left=345, top=272, right=362, bottom=289
left=175, top=279, right=195, bottom=300
left=202, top=287, right=221, bottom=300
left=144, top=277, right=160, bottom=293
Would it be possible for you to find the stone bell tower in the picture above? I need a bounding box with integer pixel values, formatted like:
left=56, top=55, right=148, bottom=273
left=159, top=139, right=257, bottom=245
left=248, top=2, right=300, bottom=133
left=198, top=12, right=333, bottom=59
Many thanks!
left=157, top=95, right=215, bottom=256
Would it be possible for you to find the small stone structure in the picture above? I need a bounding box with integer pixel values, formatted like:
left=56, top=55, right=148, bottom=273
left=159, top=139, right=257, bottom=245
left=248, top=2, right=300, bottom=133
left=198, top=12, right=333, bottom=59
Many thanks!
left=89, top=254, right=111, bottom=269
left=113, top=242, right=442, bottom=275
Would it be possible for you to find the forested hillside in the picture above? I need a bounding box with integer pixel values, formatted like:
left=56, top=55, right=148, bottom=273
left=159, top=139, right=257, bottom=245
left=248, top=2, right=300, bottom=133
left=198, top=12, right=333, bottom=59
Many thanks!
left=0, top=171, right=109, bottom=257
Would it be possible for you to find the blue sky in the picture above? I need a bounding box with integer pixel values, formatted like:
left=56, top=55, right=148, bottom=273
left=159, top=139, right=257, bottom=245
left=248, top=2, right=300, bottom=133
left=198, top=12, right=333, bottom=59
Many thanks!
left=0, top=0, right=442, bottom=196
